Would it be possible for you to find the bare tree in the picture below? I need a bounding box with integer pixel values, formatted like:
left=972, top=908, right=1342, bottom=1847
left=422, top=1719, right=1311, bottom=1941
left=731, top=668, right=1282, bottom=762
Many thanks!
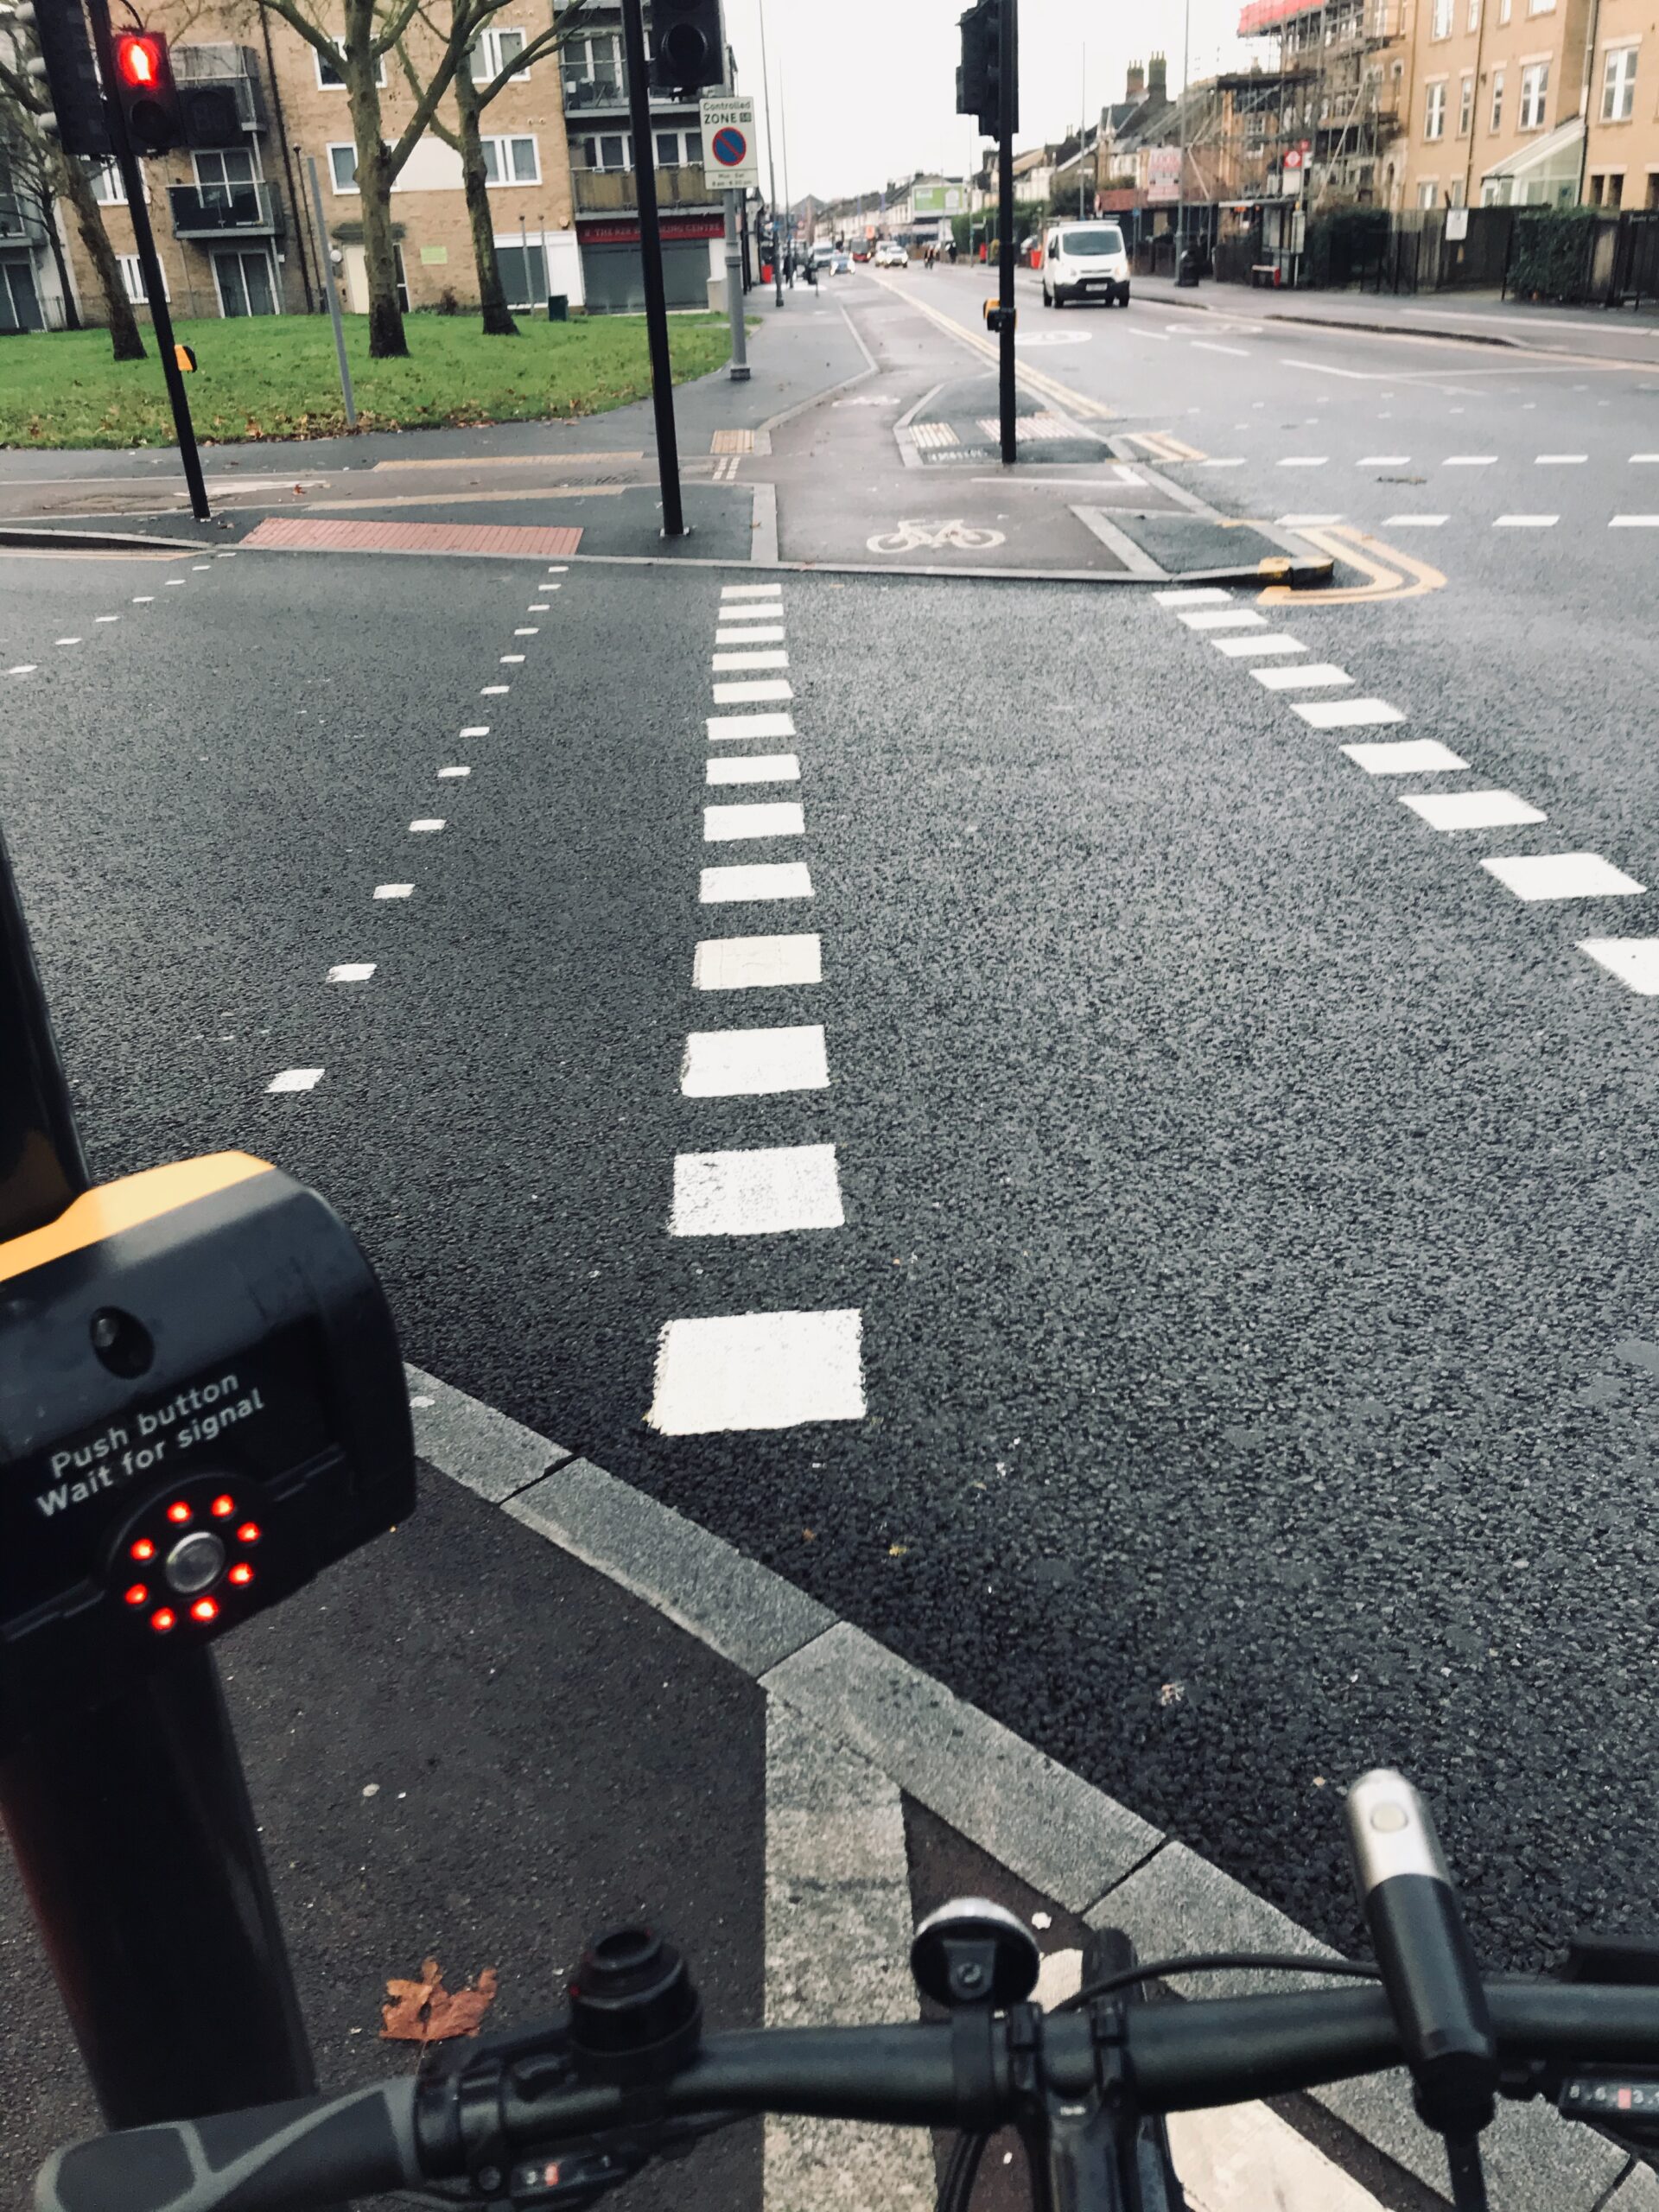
left=397, top=0, right=590, bottom=337
left=0, top=99, right=79, bottom=324
left=0, top=49, right=144, bottom=355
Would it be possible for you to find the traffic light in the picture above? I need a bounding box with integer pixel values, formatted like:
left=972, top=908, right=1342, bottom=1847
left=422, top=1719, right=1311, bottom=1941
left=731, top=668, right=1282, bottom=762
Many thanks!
left=956, top=0, right=1016, bottom=138
left=111, top=30, right=185, bottom=156
left=650, top=0, right=723, bottom=94
left=15, top=0, right=108, bottom=157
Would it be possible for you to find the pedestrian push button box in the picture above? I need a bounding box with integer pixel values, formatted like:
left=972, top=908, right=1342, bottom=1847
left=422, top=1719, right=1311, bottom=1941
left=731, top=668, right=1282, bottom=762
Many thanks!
left=0, top=1152, right=414, bottom=1755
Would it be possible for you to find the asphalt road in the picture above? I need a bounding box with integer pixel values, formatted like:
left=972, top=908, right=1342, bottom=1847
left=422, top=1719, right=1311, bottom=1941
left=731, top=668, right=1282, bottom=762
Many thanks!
left=3, top=304, right=1659, bottom=2000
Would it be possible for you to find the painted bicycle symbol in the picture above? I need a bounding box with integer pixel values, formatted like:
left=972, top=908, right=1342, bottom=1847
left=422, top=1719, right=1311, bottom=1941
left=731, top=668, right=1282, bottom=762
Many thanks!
left=866, top=518, right=1007, bottom=555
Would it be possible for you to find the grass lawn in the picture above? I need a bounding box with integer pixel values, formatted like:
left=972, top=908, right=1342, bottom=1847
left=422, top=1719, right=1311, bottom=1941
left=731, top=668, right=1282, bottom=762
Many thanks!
left=0, top=310, right=741, bottom=448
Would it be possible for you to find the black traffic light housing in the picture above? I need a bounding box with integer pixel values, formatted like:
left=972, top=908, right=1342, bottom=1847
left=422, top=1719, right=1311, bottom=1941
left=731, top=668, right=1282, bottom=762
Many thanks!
left=16, top=0, right=109, bottom=157
left=649, top=0, right=723, bottom=94
left=111, top=29, right=185, bottom=156
left=957, top=0, right=1016, bottom=139
left=179, top=79, right=247, bottom=149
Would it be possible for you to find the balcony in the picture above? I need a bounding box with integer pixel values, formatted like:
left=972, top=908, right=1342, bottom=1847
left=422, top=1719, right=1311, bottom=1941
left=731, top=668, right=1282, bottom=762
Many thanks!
left=561, top=73, right=696, bottom=114
left=171, top=44, right=266, bottom=130
left=168, top=181, right=283, bottom=238
left=572, top=164, right=716, bottom=213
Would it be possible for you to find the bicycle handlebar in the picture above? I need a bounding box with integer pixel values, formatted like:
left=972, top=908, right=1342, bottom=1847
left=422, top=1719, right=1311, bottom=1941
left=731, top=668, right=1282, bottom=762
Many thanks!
left=36, top=1983, right=1659, bottom=2212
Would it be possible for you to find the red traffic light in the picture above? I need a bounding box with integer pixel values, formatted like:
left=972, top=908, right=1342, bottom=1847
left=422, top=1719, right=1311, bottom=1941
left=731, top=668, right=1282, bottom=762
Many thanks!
left=114, top=32, right=164, bottom=88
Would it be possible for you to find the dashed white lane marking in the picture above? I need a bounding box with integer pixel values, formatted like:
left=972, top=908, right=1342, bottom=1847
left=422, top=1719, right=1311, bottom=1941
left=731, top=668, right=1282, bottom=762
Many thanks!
left=722, top=582, right=784, bottom=599
left=1293, top=696, right=1406, bottom=730
left=1630, top=454, right=1659, bottom=463
left=499, top=653, right=525, bottom=664
left=439, top=766, right=471, bottom=779
left=374, top=882, right=415, bottom=899
left=1252, top=663, right=1353, bottom=691
left=56, top=637, right=81, bottom=645
left=192, top=563, right=211, bottom=570
left=327, top=963, right=376, bottom=983
left=528, top=603, right=550, bottom=612
left=481, top=683, right=510, bottom=695
left=1580, top=938, right=1659, bottom=993
left=1198, top=455, right=1247, bottom=467
left=715, top=678, right=794, bottom=704
left=1277, top=456, right=1328, bottom=467
left=266, top=1068, right=324, bottom=1093
left=717, top=626, right=787, bottom=646
left=409, top=817, right=446, bottom=833
left=7, top=665, right=35, bottom=677
left=714, top=649, right=790, bottom=671
left=1443, top=455, right=1497, bottom=466
left=647, top=1309, right=865, bottom=1434
left=681, top=1024, right=830, bottom=1096
left=718, top=601, right=789, bottom=622
left=1535, top=454, right=1586, bottom=464
left=1179, top=609, right=1267, bottom=632
left=1276, top=512, right=1342, bottom=526
left=709, top=710, right=797, bottom=741
left=671, top=1143, right=845, bottom=1236
left=708, top=754, right=801, bottom=785
left=513, top=626, right=539, bottom=636
left=461, top=723, right=489, bottom=736
left=1211, top=633, right=1306, bottom=658
left=1342, top=740, right=1469, bottom=775
left=1402, top=790, right=1547, bottom=831
left=705, top=801, right=805, bottom=842
left=1494, top=515, right=1558, bottom=528
left=694, top=934, right=822, bottom=990
left=132, top=595, right=155, bottom=603
left=1382, top=514, right=1448, bottom=527
left=1127, top=327, right=1172, bottom=340
left=1358, top=454, right=1411, bottom=466
left=95, top=614, right=120, bottom=624
left=701, top=862, right=814, bottom=903
left=1611, top=515, right=1659, bottom=528
left=1482, top=852, right=1645, bottom=901
left=1193, top=340, right=1249, bottom=357
left=165, top=578, right=186, bottom=586
left=1154, top=587, right=1231, bottom=605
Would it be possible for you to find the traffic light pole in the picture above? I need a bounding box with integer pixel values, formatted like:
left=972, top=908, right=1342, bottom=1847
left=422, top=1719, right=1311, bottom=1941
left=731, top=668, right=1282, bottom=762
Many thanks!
left=83, top=0, right=210, bottom=524
left=0, top=816, right=314, bottom=2128
left=620, top=0, right=685, bottom=538
left=997, top=0, right=1017, bottom=467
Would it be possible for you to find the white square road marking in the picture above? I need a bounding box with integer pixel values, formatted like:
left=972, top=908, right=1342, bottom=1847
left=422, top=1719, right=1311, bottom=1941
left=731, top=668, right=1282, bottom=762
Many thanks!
left=439, top=766, right=470, bottom=779
left=1358, top=454, right=1411, bottom=466
left=713, top=649, right=789, bottom=671
left=1252, top=664, right=1353, bottom=690
left=7, top=665, right=36, bottom=677
left=266, top=1068, right=323, bottom=1093
left=1443, top=455, right=1497, bottom=466
left=721, top=582, right=783, bottom=598
left=700, top=862, right=813, bottom=904
left=681, top=1024, right=829, bottom=1096
left=1342, top=740, right=1468, bottom=775
left=1382, top=514, right=1447, bottom=527
left=1211, top=634, right=1306, bottom=658
left=694, top=934, right=822, bottom=990
left=714, top=678, right=793, bottom=704
left=1179, top=609, right=1268, bottom=632
left=716, top=626, right=785, bottom=646
left=671, top=1144, right=845, bottom=1236
left=461, top=724, right=489, bottom=736
left=647, top=1309, right=864, bottom=1434
left=499, top=654, right=524, bottom=664
left=704, top=801, right=804, bottom=842
left=707, top=754, right=800, bottom=785
left=327, top=963, right=376, bottom=983
left=1580, top=939, right=1659, bottom=994
left=1277, top=456, right=1328, bottom=467
left=717, top=599, right=788, bottom=620
left=1291, top=696, right=1406, bottom=730
left=709, top=711, right=797, bottom=742
left=1611, top=516, right=1659, bottom=528
left=481, top=684, right=510, bottom=695
left=514, top=626, right=539, bottom=636
left=1154, top=587, right=1231, bottom=605
left=1494, top=515, right=1558, bottom=528
left=374, top=882, right=415, bottom=898
left=1275, top=513, right=1342, bottom=526
left=1630, top=455, right=1659, bottom=463
left=1535, top=454, right=1586, bottom=464
left=1402, top=790, right=1547, bottom=831
left=1482, top=853, right=1645, bottom=901
left=409, top=818, right=445, bottom=833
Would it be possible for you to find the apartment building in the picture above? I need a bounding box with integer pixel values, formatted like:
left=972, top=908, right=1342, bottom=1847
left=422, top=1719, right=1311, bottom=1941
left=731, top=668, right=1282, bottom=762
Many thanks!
left=1580, top=0, right=1659, bottom=207
left=1397, top=0, right=1591, bottom=205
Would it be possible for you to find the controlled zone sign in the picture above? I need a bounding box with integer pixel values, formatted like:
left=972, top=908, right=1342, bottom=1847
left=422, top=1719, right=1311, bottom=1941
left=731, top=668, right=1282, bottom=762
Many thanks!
left=701, top=94, right=759, bottom=192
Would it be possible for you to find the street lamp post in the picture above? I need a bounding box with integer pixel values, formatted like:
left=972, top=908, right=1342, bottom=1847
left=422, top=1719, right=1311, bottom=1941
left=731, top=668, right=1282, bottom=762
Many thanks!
left=757, top=0, right=783, bottom=304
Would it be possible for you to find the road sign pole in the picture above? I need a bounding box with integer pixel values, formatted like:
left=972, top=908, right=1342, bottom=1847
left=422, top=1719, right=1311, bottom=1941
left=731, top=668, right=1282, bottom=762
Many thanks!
left=724, top=189, right=749, bottom=380
left=83, top=0, right=209, bottom=523
left=305, top=152, right=356, bottom=429
left=620, top=0, right=685, bottom=538
left=997, top=0, right=1018, bottom=467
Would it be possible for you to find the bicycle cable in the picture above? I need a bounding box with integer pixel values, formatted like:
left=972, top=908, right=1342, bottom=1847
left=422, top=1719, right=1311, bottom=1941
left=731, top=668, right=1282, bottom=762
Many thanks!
left=1052, top=1949, right=1383, bottom=2012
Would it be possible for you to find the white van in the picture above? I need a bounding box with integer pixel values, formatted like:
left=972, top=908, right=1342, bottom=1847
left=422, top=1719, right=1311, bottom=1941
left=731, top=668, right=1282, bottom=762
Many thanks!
left=1041, top=221, right=1130, bottom=308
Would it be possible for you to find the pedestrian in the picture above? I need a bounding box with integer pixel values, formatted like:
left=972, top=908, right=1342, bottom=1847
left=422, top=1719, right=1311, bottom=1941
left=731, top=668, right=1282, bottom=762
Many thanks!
left=949, top=238, right=958, bottom=265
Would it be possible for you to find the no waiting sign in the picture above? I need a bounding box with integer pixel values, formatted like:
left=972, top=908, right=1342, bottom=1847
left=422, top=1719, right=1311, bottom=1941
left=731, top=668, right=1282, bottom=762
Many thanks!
left=701, top=93, right=759, bottom=192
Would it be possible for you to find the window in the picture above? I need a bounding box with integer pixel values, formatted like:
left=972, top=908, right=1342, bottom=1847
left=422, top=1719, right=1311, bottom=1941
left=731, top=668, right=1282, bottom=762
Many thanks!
left=1491, top=68, right=1505, bottom=128
left=117, top=254, right=168, bottom=302
left=1458, top=73, right=1474, bottom=132
left=1467, top=0, right=1480, bottom=26
left=471, top=26, right=524, bottom=83
left=480, top=134, right=539, bottom=185
left=494, top=237, right=546, bottom=307
left=1447, top=177, right=1465, bottom=203
left=581, top=131, right=632, bottom=169
left=1431, top=0, right=1452, bottom=35
left=1603, top=44, right=1638, bottom=121
left=1525, top=0, right=1554, bottom=15
left=1418, top=179, right=1439, bottom=205
left=86, top=158, right=125, bottom=205
left=652, top=128, right=704, bottom=167
left=1498, top=0, right=1511, bottom=19
left=194, top=147, right=257, bottom=188
left=327, top=143, right=358, bottom=192
left=565, top=30, right=622, bottom=82
left=1649, top=170, right=1659, bottom=209
left=1424, top=79, right=1447, bottom=137
left=315, top=49, right=385, bottom=87
left=1519, top=59, right=1548, bottom=126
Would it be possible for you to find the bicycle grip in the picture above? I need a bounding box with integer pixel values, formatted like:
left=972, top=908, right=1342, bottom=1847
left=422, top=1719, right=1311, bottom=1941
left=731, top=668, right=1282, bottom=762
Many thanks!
left=35, top=2079, right=423, bottom=2212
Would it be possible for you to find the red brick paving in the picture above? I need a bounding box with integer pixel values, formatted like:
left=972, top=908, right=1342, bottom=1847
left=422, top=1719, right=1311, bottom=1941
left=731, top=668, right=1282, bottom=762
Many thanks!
left=241, top=517, right=584, bottom=558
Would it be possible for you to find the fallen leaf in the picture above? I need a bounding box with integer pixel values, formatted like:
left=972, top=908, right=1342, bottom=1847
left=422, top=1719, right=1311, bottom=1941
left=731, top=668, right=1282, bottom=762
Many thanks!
left=1158, top=1681, right=1185, bottom=1707
left=380, top=1957, right=499, bottom=2042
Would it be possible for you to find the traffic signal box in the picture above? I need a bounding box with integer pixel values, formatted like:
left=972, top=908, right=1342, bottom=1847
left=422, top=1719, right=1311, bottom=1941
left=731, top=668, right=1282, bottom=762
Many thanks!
left=957, top=0, right=1017, bottom=139
left=16, top=0, right=107, bottom=156
left=0, top=1154, right=415, bottom=1757
left=649, top=0, right=723, bottom=94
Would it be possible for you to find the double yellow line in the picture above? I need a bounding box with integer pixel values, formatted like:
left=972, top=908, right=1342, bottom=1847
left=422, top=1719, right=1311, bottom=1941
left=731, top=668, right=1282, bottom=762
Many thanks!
left=1260, top=524, right=1446, bottom=605
left=866, top=271, right=1116, bottom=422
left=1120, top=430, right=1205, bottom=463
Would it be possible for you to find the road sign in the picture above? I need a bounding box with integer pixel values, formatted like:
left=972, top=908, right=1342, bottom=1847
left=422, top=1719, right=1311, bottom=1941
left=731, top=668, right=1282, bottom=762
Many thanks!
left=1282, top=146, right=1305, bottom=170
left=701, top=93, right=758, bottom=192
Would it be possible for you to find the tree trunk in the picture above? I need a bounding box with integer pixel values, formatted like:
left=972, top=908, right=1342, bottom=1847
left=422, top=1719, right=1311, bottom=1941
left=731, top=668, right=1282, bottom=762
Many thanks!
left=347, top=60, right=407, bottom=358
left=55, top=150, right=143, bottom=359
left=455, top=67, right=517, bottom=334
left=43, top=200, right=81, bottom=329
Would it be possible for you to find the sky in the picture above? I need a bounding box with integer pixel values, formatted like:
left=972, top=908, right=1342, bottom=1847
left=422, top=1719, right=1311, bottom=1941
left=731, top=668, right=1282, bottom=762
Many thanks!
left=716, top=0, right=1259, bottom=209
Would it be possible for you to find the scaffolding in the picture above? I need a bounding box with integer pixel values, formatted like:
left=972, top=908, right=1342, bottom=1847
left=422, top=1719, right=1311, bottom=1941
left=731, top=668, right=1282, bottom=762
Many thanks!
left=1232, top=0, right=1407, bottom=211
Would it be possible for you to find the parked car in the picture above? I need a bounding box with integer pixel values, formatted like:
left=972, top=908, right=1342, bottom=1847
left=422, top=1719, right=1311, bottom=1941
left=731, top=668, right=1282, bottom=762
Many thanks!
left=810, top=242, right=835, bottom=270
left=852, top=245, right=873, bottom=262
left=1041, top=220, right=1131, bottom=308
left=874, top=241, right=907, bottom=267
